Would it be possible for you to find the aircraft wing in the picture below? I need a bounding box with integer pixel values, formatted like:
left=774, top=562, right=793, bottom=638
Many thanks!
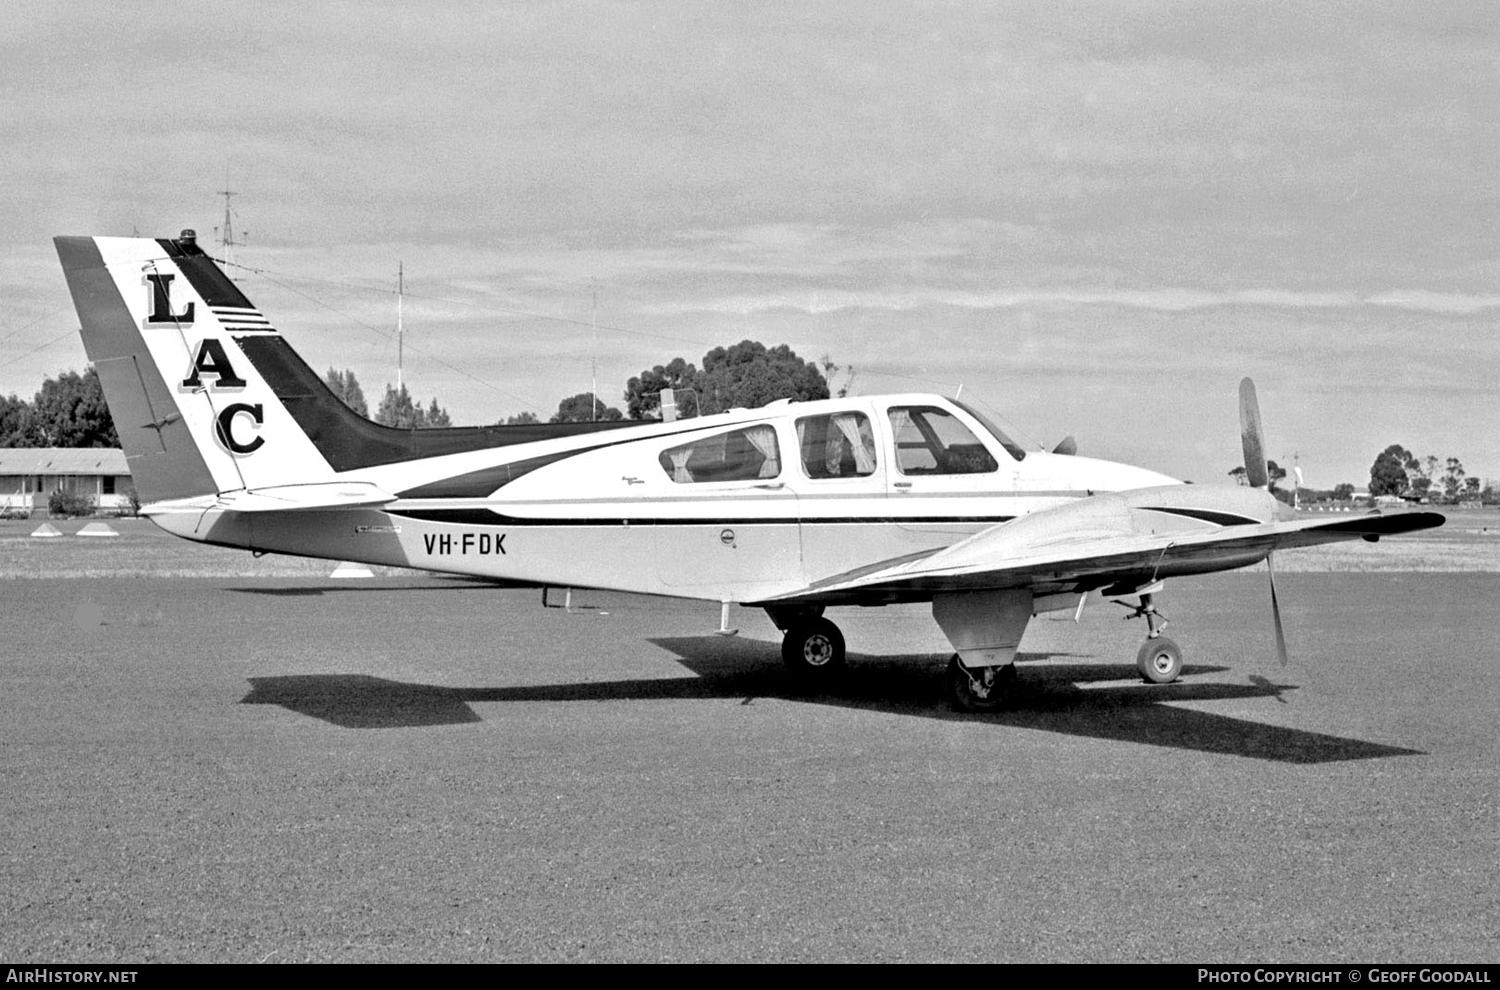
left=760, top=496, right=1445, bottom=606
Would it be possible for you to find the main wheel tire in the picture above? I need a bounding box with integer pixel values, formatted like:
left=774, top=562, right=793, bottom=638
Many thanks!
left=781, top=617, right=846, bottom=678
left=1136, top=636, right=1183, bottom=684
left=946, top=655, right=1017, bottom=713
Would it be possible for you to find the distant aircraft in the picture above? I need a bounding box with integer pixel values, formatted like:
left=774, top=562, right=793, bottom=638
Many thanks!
left=55, top=231, right=1444, bottom=711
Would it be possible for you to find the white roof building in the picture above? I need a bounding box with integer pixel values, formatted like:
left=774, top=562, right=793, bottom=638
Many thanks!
left=0, top=447, right=132, bottom=516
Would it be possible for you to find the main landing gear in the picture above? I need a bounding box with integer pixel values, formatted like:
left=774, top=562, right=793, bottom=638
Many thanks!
left=1119, top=591, right=1183, bottom=684
left=767, top=606, right=845, bottom=681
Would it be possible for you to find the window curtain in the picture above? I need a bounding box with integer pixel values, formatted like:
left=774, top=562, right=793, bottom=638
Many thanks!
left=743, top=426, right=779, bottom=478
left=831, top=414, right=876, bottom=474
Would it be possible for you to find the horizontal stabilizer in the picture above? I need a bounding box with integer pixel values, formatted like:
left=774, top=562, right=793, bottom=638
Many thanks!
left=219, top=482, right=397, bottom=512
left=141, top=481, right=397, bottom=515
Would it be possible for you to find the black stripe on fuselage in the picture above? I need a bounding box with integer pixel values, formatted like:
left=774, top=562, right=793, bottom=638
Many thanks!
left=390, top=421, right=742, bottom=498
left=388, top=509, right=1015, bottom=527
left=1142, top=506, right=1261, bottom=526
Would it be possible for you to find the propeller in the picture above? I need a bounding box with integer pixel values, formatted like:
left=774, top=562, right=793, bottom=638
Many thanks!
left=1267, top=552, right=1289, bottom=666
left=1239, top=377, right=1269, bottom=489
left=1240, top=377, right=1288, bottom=665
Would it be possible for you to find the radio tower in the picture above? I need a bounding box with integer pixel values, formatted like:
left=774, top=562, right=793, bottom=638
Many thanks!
left=396, top=262, right=405, bottom=391
left=215, top=187, right=244, bottom=271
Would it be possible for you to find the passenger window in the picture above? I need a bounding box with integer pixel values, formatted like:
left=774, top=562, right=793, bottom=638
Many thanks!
left=658, top=425, right=780, bottom=483
left=796, top=412, right=877, bottom=479
left=889, top=406, right=997, bottom=475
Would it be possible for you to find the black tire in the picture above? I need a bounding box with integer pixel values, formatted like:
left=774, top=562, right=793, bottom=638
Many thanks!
left=781, top=617, right=846, bottom=678
left=946, top=654, right=1017, bottom=713
left=1136, top=636, right=1183, bottom=684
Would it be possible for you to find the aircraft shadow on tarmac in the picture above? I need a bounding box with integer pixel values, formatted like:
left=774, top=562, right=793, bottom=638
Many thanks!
left=241, top=636, right=1422, bottom=764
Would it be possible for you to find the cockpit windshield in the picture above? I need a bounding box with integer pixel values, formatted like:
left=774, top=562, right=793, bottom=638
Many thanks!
left=952, top=398, right=1028, bottom=462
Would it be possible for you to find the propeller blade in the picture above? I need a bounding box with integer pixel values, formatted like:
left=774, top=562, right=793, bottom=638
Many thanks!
left=1267, top=552, right=1289, bottom=665
left=1239, top=377, right=1269, bottom=489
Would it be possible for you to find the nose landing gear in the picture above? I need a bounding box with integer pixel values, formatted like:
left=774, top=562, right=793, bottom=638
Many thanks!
left=1135, top=635, right=1183, bottom=684
left=946, top=655, right=1019, bottom=713
left=1114, top=591, right=1184, bottom=684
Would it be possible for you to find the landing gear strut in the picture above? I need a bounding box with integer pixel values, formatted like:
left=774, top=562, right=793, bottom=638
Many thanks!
left=946, top=655, right=1018, bottom=713
left=1118, top=592, right=1183, bottom=684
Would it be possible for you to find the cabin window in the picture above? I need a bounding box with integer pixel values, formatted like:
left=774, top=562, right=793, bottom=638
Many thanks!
left=888, top=406, right=998, bottom=475
left=658, top=425, right=780, bottom=483
left=951, top=398, right=1028, bottom=461
left=796, top=412, right=877, bottom=479
left=102, top=476, right=116, bottom=495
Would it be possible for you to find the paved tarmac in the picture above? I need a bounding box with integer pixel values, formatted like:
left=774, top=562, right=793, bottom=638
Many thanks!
left=2, top=572, right=1496, bottom=962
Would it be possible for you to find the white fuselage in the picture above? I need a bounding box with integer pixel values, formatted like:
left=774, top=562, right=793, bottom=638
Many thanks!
left=149, top=393, right=1179, bottom=603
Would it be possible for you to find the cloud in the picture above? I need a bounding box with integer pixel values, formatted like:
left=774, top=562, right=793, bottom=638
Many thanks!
left=661, top=285, right=1500, bottom=317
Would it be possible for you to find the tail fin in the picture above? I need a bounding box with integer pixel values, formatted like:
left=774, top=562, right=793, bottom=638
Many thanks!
left=57, top=230, right=642, bottom=508
left=55, top=232, right=337, bottom=504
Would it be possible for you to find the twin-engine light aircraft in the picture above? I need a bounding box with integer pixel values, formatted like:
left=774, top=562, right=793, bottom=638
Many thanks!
left=55, top=231, right=1445, bottom=712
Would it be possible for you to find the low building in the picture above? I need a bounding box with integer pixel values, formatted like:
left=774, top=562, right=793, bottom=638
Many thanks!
left=0, top=448, right=132, bottom=517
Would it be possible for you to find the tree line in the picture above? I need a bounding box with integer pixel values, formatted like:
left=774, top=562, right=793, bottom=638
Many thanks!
left=323, top=370, right=453, bottom=429
left=1368, top=444, right=1481, bottom=502
left=323, top=339, right=839, bottom=426
left=1227, top=444, right=1488, bottom=504
left=0, top=368, right=118, bottom=448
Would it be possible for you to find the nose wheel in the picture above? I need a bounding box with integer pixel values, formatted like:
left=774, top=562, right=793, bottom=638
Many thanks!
left=1135, top=636, right=1183, bottom=684
left=1115, top=591, right=1185, bottom=684
left=946, top=655, right=1018, bottom=713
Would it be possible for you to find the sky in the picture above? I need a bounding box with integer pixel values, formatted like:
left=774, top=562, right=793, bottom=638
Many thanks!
left=1, top=1, right=1495, bottom=488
